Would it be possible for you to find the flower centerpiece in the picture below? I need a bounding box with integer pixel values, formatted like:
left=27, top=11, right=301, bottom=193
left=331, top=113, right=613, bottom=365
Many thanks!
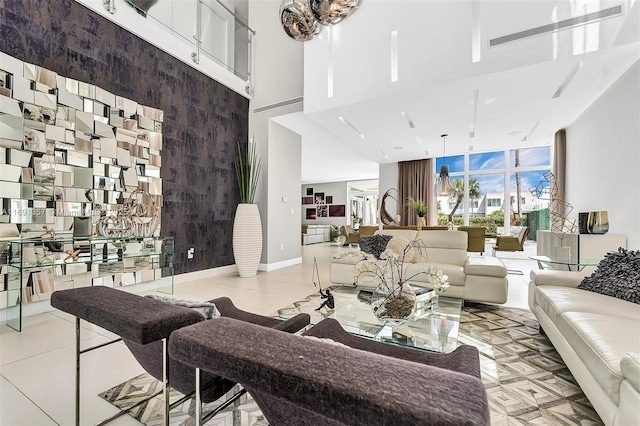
left=353, top=239, right=449, bottom=325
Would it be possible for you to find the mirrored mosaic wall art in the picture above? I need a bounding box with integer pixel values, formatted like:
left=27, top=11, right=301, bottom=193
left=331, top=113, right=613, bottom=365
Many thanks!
left=1, top=0, right=249, bottom=276
left=0, top=52, right=163, bottom=239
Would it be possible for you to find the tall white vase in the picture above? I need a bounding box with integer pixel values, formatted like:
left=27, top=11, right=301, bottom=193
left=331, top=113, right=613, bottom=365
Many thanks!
left=233, top=203, right=263, bottom=278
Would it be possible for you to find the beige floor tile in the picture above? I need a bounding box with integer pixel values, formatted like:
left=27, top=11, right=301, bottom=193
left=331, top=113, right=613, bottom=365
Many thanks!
left=0, top=375, right=57, bottom=425
left=0, top=312, right=106, bottom=366
left=1, top=336, right=145, bottom=426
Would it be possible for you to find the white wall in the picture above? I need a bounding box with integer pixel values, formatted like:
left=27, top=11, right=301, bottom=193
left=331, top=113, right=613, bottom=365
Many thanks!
left=565, top=60, right=640, bottom=249
left=266, top=122, right=302, bottom=264
left=301, top=182, right=348, bottom=226
left=249, top=0, right=304, bottom=269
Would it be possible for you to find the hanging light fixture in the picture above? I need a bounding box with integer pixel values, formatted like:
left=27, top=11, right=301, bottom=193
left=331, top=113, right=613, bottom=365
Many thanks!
left=309, top=0, right=362, bottom=25
left=435, top=134, right=453, bottom=196
left=280, top=0, right=361, bottom=41
left=280, top=0, right=323, bottom=41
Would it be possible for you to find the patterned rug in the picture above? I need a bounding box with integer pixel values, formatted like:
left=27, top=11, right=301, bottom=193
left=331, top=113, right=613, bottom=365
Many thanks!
left=99, top=297, right=603, bottom=425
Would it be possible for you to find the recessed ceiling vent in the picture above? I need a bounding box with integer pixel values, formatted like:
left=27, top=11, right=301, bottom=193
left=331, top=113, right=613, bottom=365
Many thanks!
left=489, top=5, right=623, bottom=47
left=253, top=97, right=303, bottom=114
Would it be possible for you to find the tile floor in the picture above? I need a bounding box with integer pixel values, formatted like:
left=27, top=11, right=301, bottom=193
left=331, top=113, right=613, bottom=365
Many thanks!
left=0, top=240, right=538, bottom=425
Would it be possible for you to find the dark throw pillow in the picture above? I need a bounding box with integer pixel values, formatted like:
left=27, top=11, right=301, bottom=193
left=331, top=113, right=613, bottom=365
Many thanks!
left=359, top=234, right=392, bottom=259
left=578, top=248, right=640, bottom=304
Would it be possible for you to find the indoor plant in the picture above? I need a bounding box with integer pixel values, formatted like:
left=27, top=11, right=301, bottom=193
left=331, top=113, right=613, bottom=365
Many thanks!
left=233, top=139, right=263, bottom=278
left=407, top=197, right=428, bottom=230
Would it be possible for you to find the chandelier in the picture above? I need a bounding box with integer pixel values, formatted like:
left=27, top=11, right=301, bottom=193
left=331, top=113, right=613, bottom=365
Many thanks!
left=280, top=0, right=362, bottom=41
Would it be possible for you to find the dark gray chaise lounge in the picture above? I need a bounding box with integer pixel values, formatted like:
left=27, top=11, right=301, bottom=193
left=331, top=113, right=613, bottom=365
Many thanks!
left=170, top=317, right=491, bottom=426
left=50, top=286, right=310, bottom=426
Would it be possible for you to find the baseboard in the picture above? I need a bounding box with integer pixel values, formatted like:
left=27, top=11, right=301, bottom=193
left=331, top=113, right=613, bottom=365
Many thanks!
left=173, top=265, right=238, bottom=284
left=259, top=257, right=302, bottom=271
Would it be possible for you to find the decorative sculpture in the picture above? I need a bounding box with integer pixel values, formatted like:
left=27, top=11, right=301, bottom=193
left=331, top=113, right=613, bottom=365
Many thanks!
left=379, top=188, right=399, bottom=226
left=126, top=189, right=160, bottom=238
left=280, top=0, right=323, bottom=41
left=529, top=171, right=576, bottom=246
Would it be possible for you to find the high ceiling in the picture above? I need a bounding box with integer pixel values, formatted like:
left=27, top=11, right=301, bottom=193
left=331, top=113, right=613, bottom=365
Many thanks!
left=273, top=0, right=640, bottom=184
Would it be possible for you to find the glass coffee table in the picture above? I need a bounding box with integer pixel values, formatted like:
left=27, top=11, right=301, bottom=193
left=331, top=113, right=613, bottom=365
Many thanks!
left=277, top=286, right=462, bottom=353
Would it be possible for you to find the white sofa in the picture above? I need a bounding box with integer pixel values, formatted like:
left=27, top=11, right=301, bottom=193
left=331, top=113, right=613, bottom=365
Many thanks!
left=529, top=269, right=640, bottom=425
left=302, top=224, right=332, bottom=245
left=330, top=229, right=508, bottom=304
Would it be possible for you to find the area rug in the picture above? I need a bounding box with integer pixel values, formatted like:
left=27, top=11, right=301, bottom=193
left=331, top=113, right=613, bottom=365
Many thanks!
left=99, top=293, right=603, bottom=425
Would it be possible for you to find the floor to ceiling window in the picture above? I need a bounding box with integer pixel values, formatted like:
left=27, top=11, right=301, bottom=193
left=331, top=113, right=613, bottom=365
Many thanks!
left=436, top=146, right=551, bottom=235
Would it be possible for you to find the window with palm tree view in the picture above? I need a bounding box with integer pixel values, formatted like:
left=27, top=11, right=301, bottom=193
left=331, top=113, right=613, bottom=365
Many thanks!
left=435, top=146, right=551, bottom=237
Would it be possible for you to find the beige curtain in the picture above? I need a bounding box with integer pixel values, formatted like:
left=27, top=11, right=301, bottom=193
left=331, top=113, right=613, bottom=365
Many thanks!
left=426, top=159, right=436, bottom=226
left=552, top=129, right=567, bottom=230
left=398, top=159, right=431, bottom=226
left=553, top=129, right=566, bottom=200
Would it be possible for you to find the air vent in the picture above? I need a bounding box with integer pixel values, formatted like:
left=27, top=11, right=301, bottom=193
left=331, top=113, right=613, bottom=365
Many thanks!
left=252, top=97, right=303, bottom=114
left=489, top=5, right=623, bottom=47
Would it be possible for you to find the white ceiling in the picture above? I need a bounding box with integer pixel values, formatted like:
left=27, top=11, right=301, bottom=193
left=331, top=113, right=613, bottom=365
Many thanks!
left=273, top=0, right=640, bottom=184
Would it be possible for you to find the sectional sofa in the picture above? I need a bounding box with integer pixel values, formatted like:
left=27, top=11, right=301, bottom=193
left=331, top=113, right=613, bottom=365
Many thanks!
left=529, top=270, right=640, bottom=425
left=330, top=229, right=508, bottom=304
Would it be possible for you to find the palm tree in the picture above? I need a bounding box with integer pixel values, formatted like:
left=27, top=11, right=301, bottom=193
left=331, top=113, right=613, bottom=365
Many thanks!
left=448, top=178, right=481, bottom=222
left=468, top=179, right=480, bottom=216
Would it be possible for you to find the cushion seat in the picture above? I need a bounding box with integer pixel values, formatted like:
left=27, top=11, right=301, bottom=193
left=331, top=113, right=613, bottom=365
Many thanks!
left=556, top=312, right=640, bottom=404
left=534, top=286, right=640, bottom=324
left=464, top=256, right=507, bottom=278
left=405, top=263, right=465, bottom=287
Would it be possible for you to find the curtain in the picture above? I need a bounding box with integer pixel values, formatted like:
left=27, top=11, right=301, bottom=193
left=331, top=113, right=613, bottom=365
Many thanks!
left=553, top=129, right=566, bottom=200
left=425, top=159, right=436, bottom=226
left=397, top=159, right=431, bottom=226
left=552, top=129, right=567, bottom=231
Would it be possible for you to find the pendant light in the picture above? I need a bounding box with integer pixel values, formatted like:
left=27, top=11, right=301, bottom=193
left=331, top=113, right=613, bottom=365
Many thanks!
left=435, top=134, right=453, bottom=196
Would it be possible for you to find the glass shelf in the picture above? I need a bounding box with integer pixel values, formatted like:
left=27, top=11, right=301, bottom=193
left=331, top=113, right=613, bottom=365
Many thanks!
left=2, top=235, right=174, bottom=332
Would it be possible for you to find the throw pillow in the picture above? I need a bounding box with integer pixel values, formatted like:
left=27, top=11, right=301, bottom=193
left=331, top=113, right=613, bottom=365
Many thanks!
left=359, top=234, right=392, bottom=259
left=385, top=237, right=416, bottom=263
left=145, top=295, right=221, bottom=319
left=578, top=248, right=640, bottom=304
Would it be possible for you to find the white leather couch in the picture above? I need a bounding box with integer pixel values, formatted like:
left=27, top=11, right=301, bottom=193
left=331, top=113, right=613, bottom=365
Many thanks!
left=302, top=224, right=332, bottom=245
left=330, top=229, right=508, bottom=304
left=529, top=270, right=640, bottom=425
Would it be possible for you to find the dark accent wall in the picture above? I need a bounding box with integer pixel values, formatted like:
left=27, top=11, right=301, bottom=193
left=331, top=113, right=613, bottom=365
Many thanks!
left=0, top=0, right=248, bottom=275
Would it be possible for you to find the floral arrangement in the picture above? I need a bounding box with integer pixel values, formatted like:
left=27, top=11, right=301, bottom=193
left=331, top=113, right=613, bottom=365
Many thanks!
left=426, top=266, right=450, bottom=294
left=353, top=240, right=450, bottom=321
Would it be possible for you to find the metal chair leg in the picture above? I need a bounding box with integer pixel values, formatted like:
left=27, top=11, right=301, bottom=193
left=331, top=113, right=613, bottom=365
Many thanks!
left=75, top=318, right=80, bottom=426
left=163, top=338, right=170, bottom=426
left=195, top=368, right=202, bottom=426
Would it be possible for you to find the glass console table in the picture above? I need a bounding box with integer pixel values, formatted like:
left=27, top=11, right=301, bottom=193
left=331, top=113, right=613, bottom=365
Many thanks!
left=278, top=286, right=462, bottom=353
left=529, top=255, right=599, bottom=272
left=1, top=235, right=174, bottom=331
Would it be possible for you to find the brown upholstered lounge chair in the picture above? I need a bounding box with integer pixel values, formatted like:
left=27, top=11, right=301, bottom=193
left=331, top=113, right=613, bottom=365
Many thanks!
left=341, top=225, right=360, bottom=245
left=492, top=226, right=530, bottom=256
left=50, top=287, right=310, bottom=426
left=459, top=225, right=487, bottom=254
left=170, top=317, right=491, bottom=426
